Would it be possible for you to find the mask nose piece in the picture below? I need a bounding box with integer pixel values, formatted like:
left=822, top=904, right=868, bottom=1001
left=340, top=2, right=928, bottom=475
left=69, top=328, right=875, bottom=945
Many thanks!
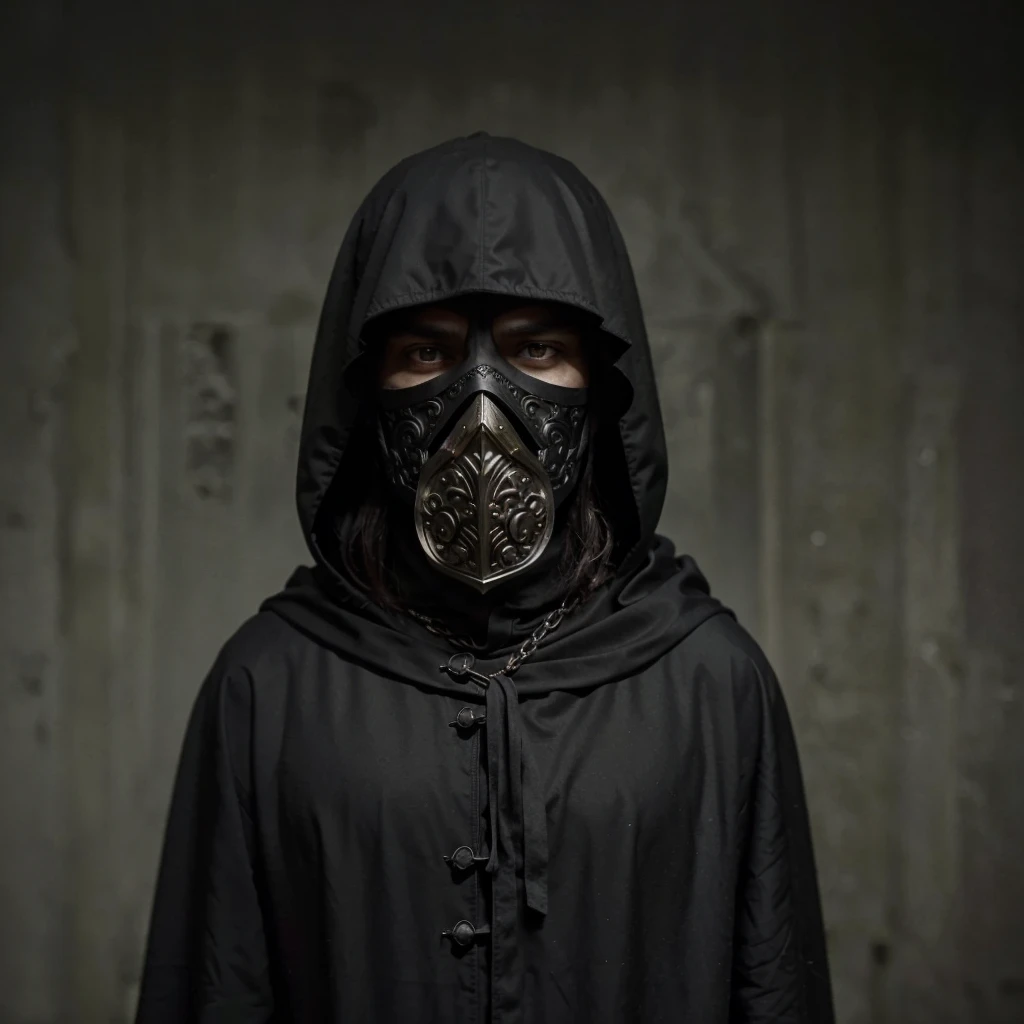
left=465, top=318, right=502, bottom=365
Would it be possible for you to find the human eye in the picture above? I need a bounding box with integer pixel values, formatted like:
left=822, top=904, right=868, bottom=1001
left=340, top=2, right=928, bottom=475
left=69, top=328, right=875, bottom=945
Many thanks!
left=408, top=345, right=446, bottom=366
left=518, top=341, right=560, bottom=362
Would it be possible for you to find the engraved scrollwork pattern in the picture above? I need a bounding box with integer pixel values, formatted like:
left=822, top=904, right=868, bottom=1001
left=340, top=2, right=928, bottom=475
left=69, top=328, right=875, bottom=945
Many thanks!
left=485, top=447, right=549, bottom=572
left=379, top=397, right=443, bottom=490
left=521, top=399, right=586, bottom=492
left=417, top=431, right=550, bottom=583
left=418, top=455, right=481, bottom=575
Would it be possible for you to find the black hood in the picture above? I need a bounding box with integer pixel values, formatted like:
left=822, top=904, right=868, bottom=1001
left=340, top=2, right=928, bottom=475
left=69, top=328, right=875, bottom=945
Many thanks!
left=265, top=132, right=729, bottom=681
left=297, top=131, right=667, bottom=579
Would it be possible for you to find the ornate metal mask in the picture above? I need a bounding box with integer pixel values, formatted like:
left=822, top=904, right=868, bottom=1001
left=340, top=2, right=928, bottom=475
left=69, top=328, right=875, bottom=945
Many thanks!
left=376, top=324, right=589, bottom=592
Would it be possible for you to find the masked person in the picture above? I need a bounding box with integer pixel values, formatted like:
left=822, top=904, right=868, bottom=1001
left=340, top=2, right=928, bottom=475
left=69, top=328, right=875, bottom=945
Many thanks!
left=135, top=133, right=834, bottom=1024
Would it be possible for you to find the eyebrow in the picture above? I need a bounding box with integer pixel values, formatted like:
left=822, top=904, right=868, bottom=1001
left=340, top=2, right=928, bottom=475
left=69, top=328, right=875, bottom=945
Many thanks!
left=393, top=319, right=465, bottom=343
left=497, top=315, right=583, bottom=339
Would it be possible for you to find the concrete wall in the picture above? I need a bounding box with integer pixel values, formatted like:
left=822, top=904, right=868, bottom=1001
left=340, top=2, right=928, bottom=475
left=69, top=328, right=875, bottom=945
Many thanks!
left=0, top=3, right=74, bottom=1021
left=1, top=1, right=1021, bottom=1021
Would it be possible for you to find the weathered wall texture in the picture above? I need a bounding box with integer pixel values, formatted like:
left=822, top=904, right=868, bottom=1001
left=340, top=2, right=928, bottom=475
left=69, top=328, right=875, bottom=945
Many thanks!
left=1, top=1, right=1021, bottom=1021
left=0, top=3, right=75, bottom=1021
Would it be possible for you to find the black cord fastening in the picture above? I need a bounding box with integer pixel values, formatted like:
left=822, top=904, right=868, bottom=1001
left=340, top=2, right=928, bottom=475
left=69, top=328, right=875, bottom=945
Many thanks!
left=442, top=651, right=477, bottom=676
left=444, top=845, right=488, bottom=871
left=449, top=707, right=486, bottom=729
left=441, top=920, right=490, bottom=947
left=439, top=651, right=492, bottom=686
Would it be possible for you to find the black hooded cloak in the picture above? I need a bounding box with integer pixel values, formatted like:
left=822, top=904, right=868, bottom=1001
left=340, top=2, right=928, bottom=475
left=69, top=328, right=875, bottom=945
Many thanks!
left=135, top=133, right=834, bottom=1024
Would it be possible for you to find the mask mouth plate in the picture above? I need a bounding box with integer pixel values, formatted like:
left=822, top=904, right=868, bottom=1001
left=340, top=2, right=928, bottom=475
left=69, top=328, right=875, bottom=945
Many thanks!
left=414, top=394, right=555, bottom=593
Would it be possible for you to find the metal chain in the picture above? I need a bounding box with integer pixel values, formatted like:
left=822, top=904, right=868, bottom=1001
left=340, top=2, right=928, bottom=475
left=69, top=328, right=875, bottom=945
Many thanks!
left=409, top=596, right=577, bottom=679
left=406, top=609, right=476, bottom=651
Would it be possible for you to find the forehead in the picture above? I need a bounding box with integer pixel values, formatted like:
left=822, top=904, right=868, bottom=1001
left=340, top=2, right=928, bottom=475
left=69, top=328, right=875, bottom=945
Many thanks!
left=387, top=296, right=592, bottom=328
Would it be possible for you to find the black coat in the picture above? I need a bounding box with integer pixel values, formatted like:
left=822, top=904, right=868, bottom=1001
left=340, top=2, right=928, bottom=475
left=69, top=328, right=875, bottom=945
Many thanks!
left=136, top=133, right=834, bottom=1024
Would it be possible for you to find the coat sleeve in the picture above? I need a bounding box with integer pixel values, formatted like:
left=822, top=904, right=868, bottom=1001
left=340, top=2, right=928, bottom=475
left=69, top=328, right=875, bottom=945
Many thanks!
left=135, top=662, right=275, bottom=1023
left=730, top=653, right=835, bottom=1024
